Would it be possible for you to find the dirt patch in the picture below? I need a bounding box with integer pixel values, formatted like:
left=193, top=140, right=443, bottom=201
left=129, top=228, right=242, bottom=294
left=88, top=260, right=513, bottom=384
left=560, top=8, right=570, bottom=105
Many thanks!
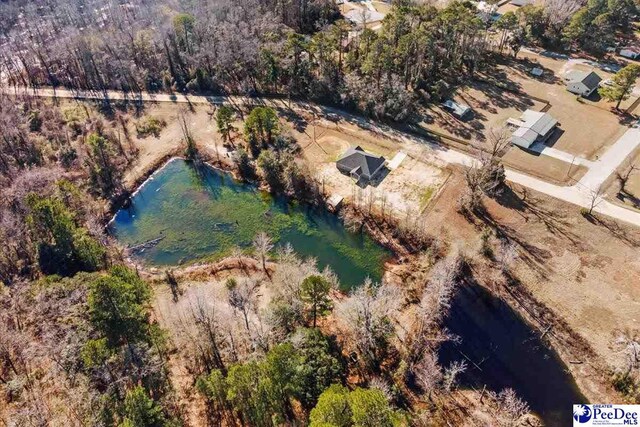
left=121, top=103, right=229, bottom=186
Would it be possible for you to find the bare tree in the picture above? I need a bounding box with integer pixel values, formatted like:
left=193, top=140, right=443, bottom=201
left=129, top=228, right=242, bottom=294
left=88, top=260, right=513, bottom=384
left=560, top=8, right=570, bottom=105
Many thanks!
left=226, top=277, right=260, bottom=333
left=404, top=251, right=463, bottom=391
left=543, top=0, right=585, bottom=26
left=490, top=388, right=531, bottom=427
left=335, top=279, right=403, bottom=370
left=587, top=184, right=605, bottom=215
left=187, top=295, right=228, bottom=375
left=496, top=240, right=518, bottom=274
left=613, top=329, right=640, bottom=373
left=253, top=232, right=273, bottom=272
left=413, top=350, right=443, bottom=399
left=230, top=246, right=245, bottom=269
left=485, top=127, right=511, bottom=160
left=443, top=360, right=467, bottom=392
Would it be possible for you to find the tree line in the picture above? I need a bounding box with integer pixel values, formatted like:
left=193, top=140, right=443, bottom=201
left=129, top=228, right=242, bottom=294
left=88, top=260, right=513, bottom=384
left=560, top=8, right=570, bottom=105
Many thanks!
left=0, top=0, right=499, bottom=120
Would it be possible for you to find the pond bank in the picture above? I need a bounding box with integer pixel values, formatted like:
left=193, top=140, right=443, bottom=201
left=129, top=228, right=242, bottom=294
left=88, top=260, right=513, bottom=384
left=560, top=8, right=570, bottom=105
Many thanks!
left=109, top=158, right=394, bottom=289
left=110, top=151, right=603, bottom=424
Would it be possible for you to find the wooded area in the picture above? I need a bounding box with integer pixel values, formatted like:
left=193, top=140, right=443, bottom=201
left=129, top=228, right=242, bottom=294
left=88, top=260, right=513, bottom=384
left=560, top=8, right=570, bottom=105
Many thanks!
left=2, top=0, right=640, bottom=425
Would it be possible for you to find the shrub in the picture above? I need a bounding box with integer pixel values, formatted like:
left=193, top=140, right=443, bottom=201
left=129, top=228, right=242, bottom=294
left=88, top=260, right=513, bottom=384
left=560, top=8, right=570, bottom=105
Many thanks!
left=136, top=116, right=167, bottom=138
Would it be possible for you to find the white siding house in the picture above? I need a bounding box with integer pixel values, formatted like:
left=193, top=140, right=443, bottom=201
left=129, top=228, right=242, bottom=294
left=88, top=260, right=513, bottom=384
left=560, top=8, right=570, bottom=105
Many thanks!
left=565, top=71, right=602, bottom=97
left=508, top=110, right=558, bottom=149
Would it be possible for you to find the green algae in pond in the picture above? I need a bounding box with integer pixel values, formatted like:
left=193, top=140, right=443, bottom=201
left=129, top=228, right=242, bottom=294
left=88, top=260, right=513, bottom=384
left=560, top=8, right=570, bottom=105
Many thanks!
left=109, top=159, right=391, bottom=289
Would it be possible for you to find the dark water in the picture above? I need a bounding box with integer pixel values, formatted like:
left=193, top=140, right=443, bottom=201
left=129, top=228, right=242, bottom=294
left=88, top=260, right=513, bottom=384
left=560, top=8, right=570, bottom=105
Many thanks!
left=110, top=158, right=586, bottom=424
left=109, top=158, right=390, bottom=289
left=439, top=283, right=587, bottom=426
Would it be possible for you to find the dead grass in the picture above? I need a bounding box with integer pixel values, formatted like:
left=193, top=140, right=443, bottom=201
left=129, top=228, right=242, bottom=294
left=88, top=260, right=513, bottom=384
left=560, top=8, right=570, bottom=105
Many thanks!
left=503, top=51, right=631, bottom=159
left=121, top=103, right=229, bottom=185
left=502, top=146, right=588, bottom=185
left=420, top=171, right=640, bottom=403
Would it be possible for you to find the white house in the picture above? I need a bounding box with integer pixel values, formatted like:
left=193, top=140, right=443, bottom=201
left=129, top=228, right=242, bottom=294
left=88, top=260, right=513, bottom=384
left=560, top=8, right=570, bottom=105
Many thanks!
left=564, top=70, right=602, bottom=97
left=507, top=110, right=558, bottom=149
left=620, top=47, right=640, bottom=60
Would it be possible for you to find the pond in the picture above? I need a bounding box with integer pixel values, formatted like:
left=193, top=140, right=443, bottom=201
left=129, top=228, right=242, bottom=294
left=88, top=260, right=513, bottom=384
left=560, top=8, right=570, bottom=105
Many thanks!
left=109, top=158, right=391, bottom=289
left=439, top=283, right=587, bottom=427
left=110, top=158, right=586, bottom=425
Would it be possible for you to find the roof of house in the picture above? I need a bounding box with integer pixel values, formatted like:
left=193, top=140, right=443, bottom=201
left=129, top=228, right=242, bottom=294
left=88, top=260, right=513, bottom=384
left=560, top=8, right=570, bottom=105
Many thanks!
left=336, top=146, right=386, bottom=178
left=530, top=67, right=544, bottom=77
left=566, top=70, right=602, bottom=90
left=520, top=110, right=557, bottom=136
left=512, top=127, right=539, bottom=145
left=509, top=110, right=558, bottom=146
left=344, top=8, right=385, bottom=25
left=621, top=46, right=640, bottom=54
left=510, top=0, right=532, bottom=6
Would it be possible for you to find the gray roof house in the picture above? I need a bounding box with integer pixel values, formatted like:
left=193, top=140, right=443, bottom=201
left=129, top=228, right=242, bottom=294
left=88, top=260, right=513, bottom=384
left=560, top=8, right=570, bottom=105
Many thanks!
left=336, top=146, right=386, bottom=182
left=564, top=71, right=602, bottom=97
left=507, top=110, right=558, bottom=149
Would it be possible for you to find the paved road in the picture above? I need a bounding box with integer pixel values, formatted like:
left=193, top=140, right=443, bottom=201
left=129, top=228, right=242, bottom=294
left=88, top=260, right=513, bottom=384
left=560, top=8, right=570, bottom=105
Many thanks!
left=577, top=128, right=640, bottom=190
left=4, top=86, right=640, bottom=227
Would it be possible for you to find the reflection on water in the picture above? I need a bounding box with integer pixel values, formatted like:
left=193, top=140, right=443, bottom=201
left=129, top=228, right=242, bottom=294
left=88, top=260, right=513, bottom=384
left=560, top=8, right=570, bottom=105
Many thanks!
left=109, top=158, right=391, bottom=289
left=111, top=159, right=586, bottom=425
left=439, top=283, right=587, bottom=426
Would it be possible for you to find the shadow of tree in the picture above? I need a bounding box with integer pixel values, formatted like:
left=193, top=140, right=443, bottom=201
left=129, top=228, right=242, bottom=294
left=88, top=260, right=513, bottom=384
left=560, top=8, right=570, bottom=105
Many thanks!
left=497, top=186, right=582, bottom=246
left=590, top=214, right=640, bottom=247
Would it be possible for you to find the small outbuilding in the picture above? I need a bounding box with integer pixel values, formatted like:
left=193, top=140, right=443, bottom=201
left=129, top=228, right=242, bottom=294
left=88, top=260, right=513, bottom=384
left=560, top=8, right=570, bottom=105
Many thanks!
left=530, top=67, right=544, bottom=77
left=510, top=0, right=533, bottom=6
left=336, top=146, right=386, bottom=182
left=441, top=99, right=472, bottom=119
left=564, top=70, right=602, bottom=97
left=507, top=110, right=558, bottom=149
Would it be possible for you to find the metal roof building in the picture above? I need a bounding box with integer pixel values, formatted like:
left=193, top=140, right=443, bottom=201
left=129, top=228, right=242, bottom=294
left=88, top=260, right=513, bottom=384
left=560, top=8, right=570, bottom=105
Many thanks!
left=508, top=110, right=558, bottom=149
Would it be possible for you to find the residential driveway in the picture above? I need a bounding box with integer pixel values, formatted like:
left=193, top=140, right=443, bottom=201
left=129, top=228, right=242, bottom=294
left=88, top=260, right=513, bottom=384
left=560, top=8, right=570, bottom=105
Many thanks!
left=529, top=143, right=595, bottom=168
left=387, top=152, right=407, bottom=170
left=5, top=86, right=640, bottom=227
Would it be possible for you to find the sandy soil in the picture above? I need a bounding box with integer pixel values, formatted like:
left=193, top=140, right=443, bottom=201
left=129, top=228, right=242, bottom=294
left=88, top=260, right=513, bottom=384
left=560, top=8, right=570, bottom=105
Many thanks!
left=122, top=103, right=230, bottom=186
left=421, top=171, right=640, bottom=403
left=292, top=119, right=448, bottom=214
